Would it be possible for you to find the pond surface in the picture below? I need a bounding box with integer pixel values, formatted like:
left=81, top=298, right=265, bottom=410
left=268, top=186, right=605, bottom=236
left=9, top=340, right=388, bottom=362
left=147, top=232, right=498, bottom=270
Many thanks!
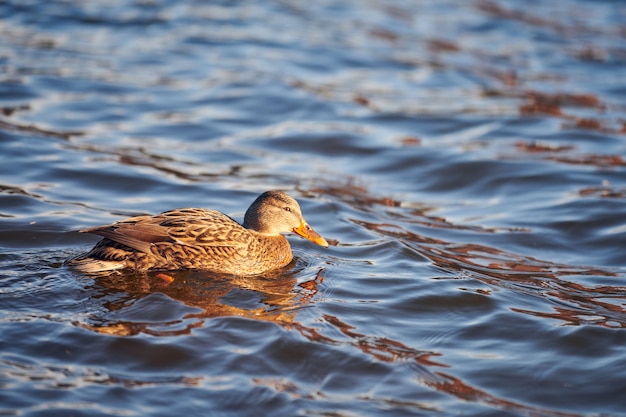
left=1, top=1, right=625, bottom=416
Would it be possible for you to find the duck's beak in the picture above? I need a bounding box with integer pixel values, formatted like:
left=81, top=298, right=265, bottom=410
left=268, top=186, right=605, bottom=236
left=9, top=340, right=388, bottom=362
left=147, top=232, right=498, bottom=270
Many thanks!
left=293, top=222, right=329, bottom=248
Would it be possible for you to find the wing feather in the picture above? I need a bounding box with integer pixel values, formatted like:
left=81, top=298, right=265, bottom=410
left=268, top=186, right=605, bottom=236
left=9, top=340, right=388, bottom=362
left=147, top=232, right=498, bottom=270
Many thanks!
left=80, top=208, right=251, bottom=255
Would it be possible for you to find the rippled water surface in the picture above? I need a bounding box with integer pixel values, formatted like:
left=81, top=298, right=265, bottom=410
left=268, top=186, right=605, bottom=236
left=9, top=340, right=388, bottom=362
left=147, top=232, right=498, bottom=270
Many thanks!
left=1, top=1, right=626, bottom=416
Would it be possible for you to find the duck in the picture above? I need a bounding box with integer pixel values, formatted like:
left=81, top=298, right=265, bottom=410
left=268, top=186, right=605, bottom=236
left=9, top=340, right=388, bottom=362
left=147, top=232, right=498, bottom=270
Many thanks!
left=69, top=191, right=328, bottom=275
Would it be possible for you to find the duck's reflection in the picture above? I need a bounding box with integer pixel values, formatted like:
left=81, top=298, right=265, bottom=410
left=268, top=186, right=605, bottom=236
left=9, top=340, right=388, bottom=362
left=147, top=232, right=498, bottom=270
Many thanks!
left=77, top=261, right=325, bottom=337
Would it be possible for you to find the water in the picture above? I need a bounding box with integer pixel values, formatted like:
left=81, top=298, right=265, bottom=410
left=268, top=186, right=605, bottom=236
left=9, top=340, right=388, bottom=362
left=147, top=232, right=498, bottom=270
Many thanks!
left=1, top=0, right=625, bottom=416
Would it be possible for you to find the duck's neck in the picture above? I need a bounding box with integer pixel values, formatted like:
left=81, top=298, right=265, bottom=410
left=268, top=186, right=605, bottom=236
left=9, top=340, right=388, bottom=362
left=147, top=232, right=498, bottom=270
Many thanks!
left=255, top=233, right=293, bottom=269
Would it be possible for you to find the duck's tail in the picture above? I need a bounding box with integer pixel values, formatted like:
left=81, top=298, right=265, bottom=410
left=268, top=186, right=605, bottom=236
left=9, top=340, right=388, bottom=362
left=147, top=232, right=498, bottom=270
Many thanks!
left=65, top=256, right=127, bottom=274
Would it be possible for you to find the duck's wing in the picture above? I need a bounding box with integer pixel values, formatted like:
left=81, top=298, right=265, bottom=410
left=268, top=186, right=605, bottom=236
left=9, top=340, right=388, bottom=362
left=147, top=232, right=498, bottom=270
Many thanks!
left=81, top=214, right=170, bottom=254
left=158, top=208, right=251, bottom=247
left=80, top=208, right=250, bottom=254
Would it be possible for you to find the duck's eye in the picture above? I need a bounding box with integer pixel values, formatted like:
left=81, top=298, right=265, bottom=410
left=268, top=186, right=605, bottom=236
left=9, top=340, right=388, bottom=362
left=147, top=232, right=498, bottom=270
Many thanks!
left=284, top=206, right=292, bottom=212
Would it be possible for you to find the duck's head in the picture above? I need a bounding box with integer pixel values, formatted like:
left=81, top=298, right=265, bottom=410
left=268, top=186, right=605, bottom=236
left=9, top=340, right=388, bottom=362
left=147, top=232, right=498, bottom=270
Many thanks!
left=243, top=191, right=328, bottom=247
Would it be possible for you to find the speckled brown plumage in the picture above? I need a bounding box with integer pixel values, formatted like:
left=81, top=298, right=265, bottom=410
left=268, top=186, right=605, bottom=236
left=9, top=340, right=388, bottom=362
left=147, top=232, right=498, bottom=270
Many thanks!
left=69, top=191, right=328, bottom=275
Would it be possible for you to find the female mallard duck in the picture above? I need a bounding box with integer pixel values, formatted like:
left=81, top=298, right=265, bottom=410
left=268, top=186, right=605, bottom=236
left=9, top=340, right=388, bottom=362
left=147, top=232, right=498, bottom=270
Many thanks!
left=69, top=191, right=328, bottom=275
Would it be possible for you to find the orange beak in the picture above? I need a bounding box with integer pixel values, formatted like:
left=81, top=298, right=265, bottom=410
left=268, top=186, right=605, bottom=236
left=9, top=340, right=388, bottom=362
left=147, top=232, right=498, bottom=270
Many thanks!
left=293, top=222, right=328, bottom=248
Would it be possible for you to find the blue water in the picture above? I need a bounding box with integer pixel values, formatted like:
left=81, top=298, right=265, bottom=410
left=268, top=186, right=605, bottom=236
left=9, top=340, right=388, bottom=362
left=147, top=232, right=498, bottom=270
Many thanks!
left=1, top=1, right=626, bottom=416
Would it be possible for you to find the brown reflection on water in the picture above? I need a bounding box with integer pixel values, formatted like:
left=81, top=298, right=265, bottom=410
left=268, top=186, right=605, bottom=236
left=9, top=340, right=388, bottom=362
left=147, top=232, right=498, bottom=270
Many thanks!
left=427, top=372, right=578, bottom=417
left=514, top=140, right=626, bottom=169
left=301, top=314, right=580, bottom=417
left=314, top=182, right=624, bottom=328
left=355, top=218, right=625, bottom=329
left=78, top=264, right=325, bottom=336
left=312, top=181, right=401, bottom=209
left=290, top=0, right=626, bottom=136
left=69, top=142, right=231, bottom=183
left=315, top=182, right=524, bottom=235
left=0, top=119, right=83, bottom=140
left=320, top=314, right=445, bottom=367
left=578, top=185, right=626, bottom=199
